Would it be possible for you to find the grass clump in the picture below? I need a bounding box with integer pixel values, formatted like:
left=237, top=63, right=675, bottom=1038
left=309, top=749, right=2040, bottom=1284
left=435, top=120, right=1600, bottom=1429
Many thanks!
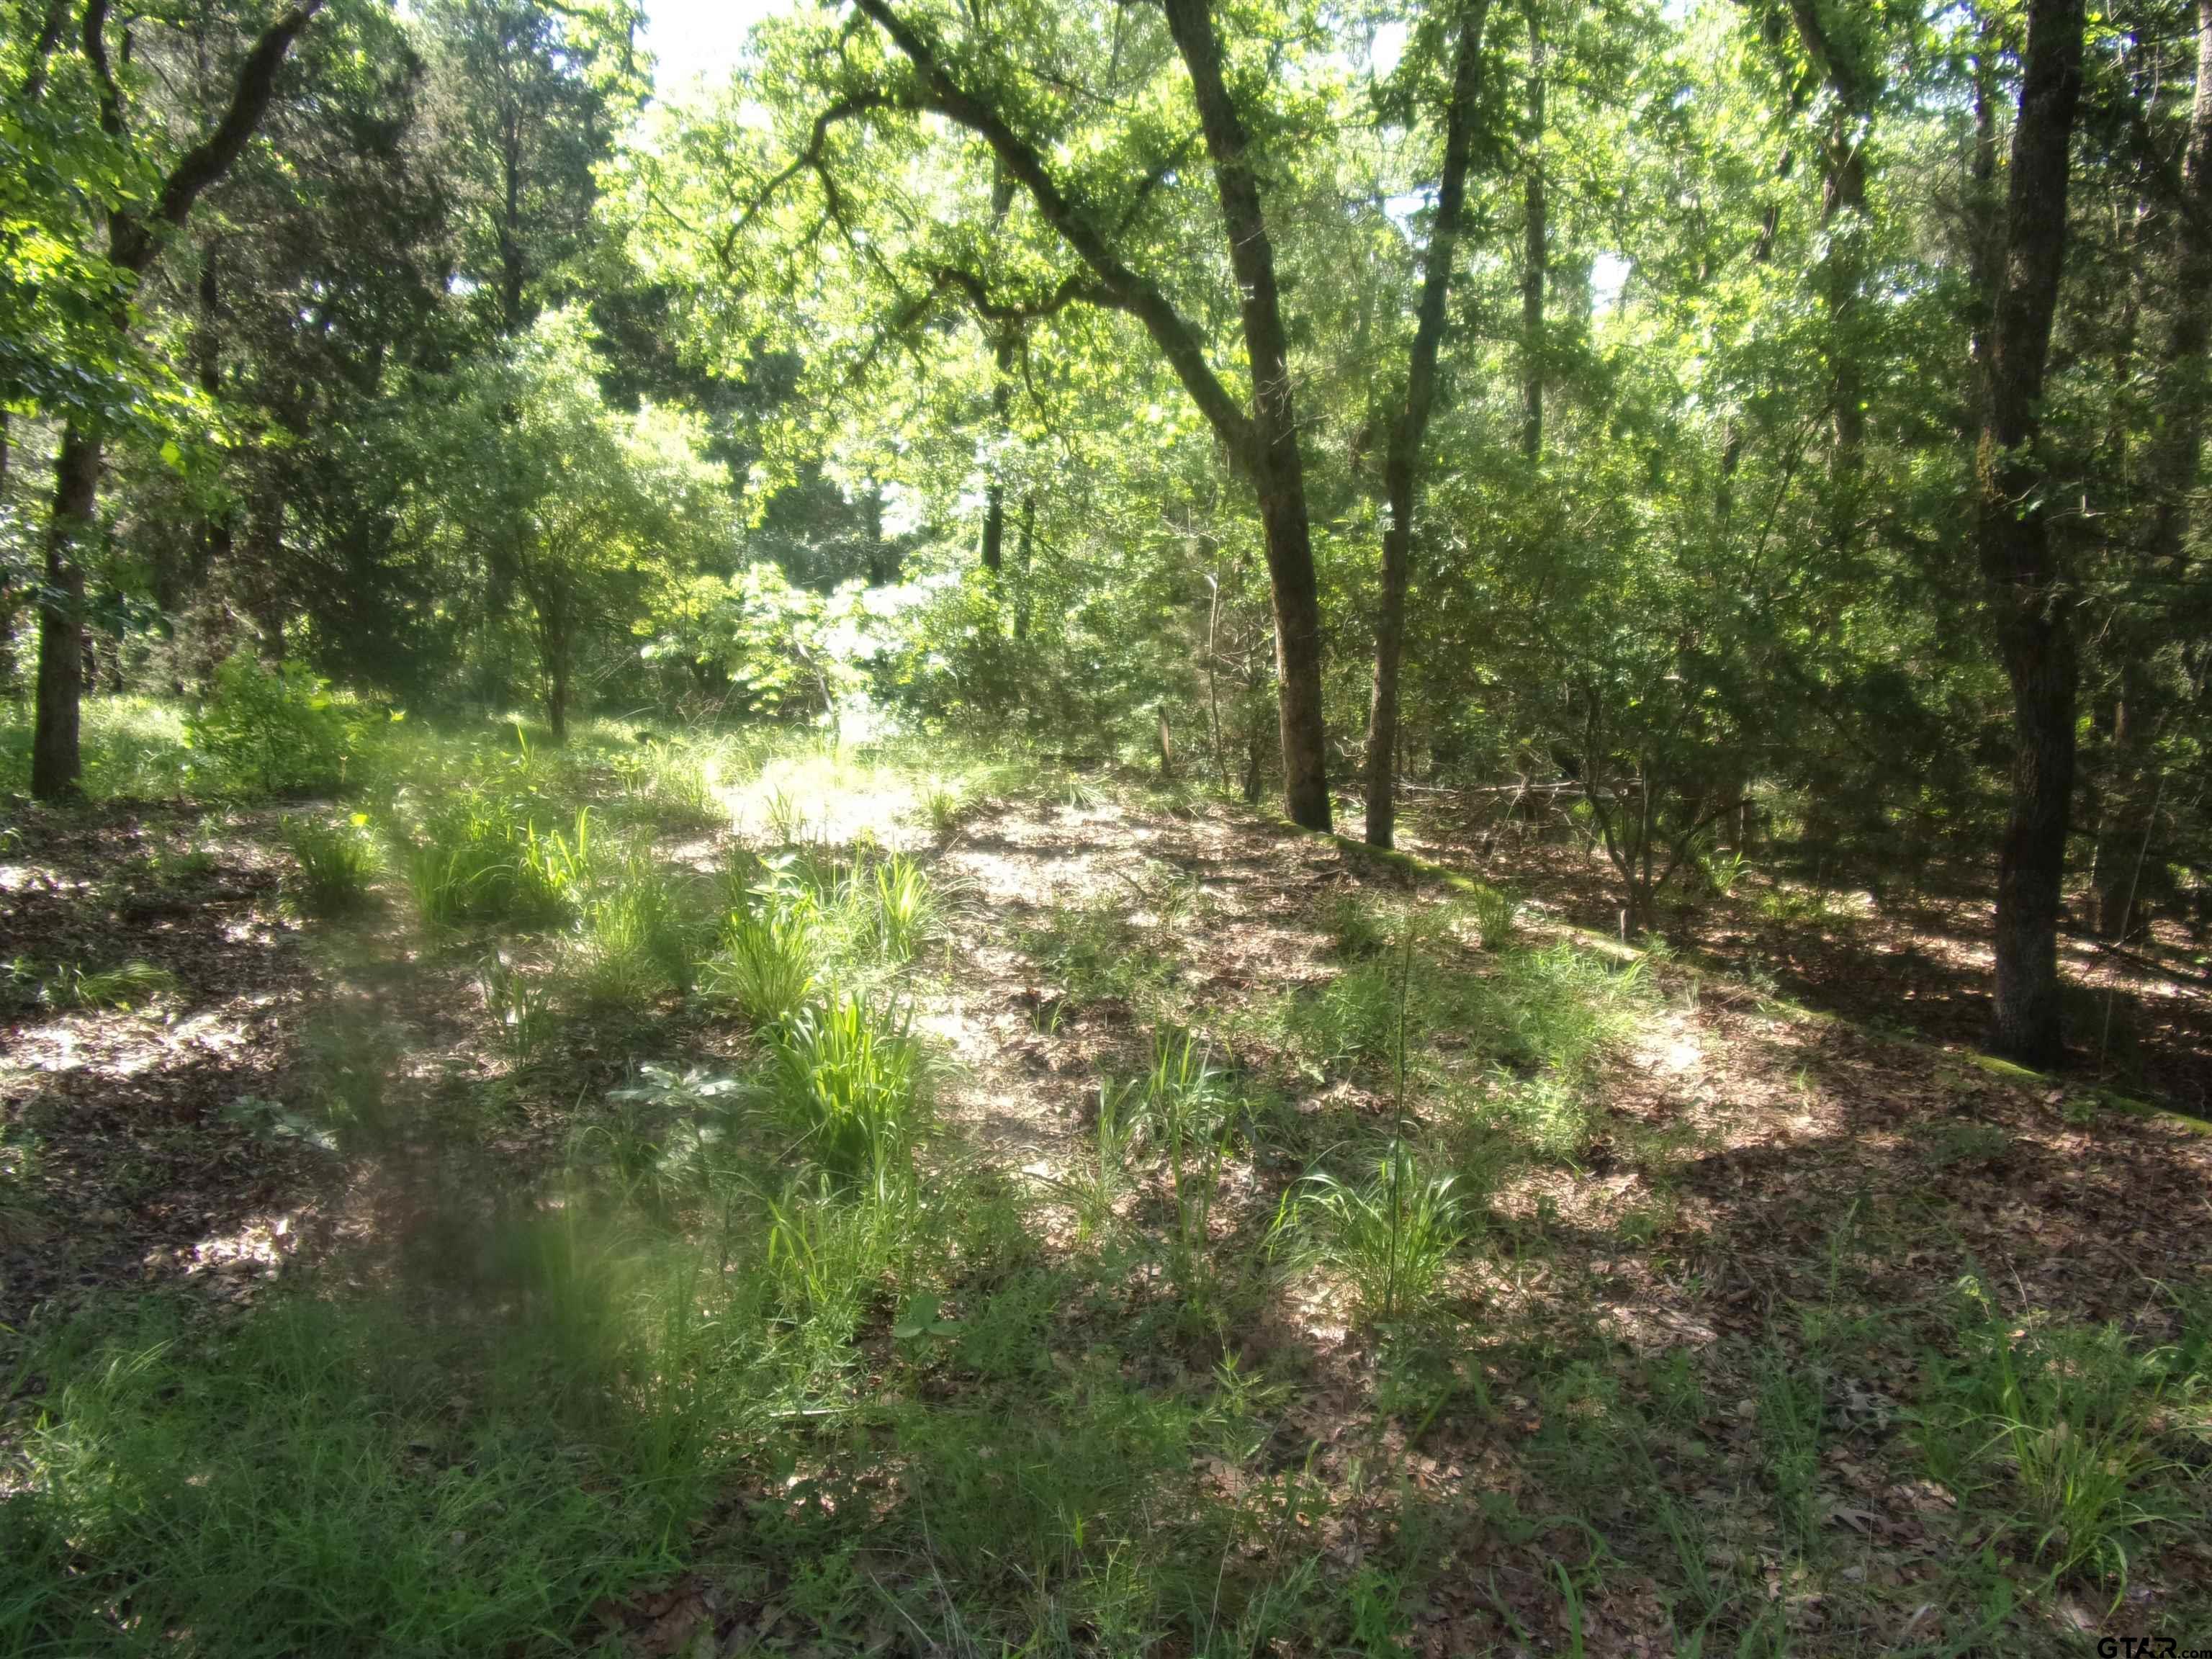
left=1324, top=893, right=1395, bottom=960
left=871, top=853, right=935, bottom=963
left=1470, top=943, right=1647, bottom=1078
left=1282, top=1143, right=1463, bottom=1327
left=703, top=904, right=821, bottom=1026
left=1913, top=1280, right=2196, bottom=1595
left=568, top=849, right=706, bottom=1007
left=403, top=799, right=592, bottom=929
left=1462, top=883, right=1521, bottom=951
left=1279, top=958, right=1419, bottom=1080
left=770, top=994, right=927, bottom=1195
left=611, top=738, right=720, bottom=829
left=66, top=961, right=181, bottom=1012
left=1128, top=1033, right=1237, bottom=1304
left=280, top=813, right=379, bottom=917
left=1019, top=897, right=1172, bottom=1012
left=477, top=953, right=559, bottom=1063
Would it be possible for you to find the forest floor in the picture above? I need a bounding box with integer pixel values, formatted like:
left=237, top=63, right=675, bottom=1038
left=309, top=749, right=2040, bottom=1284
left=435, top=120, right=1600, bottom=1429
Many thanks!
left=1, top=718, right=2208, bottom=1657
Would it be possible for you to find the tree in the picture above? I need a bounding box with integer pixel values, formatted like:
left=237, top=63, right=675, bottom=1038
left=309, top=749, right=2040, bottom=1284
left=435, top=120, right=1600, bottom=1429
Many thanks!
left=644, top=0, right=1342, bottom=827
left=27, top=0, right=325, bottom=799
left=1362, top=1, right=1492, bottom=848
left=1973, top=0, right=2087, bottom=1066
left=414, top=308, right=729, bottom=738
left=418, top=0, right=644, bottom=338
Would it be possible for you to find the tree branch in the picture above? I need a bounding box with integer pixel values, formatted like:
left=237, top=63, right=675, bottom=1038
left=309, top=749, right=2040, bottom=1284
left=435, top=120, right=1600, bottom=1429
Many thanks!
left=848, top=0, right=1256, bottom=457
left=109, top=1, right=326, bottom=273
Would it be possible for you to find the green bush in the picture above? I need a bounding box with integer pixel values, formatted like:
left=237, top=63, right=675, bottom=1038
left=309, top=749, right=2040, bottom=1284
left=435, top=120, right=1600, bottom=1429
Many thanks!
left=184, top=653, right=363, bottom=796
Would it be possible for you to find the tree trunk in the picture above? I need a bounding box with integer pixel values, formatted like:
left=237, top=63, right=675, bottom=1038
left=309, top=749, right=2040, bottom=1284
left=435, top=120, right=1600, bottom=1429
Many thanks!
left=1975, top=0, right=2087, bottom=1069
left=856, top=0, right=1331, bottom=826
left=863, top=479, right=895, bottom=585
left=979, top=332, right=1014, bottom=575
left=979, top=166, right=1018, bottom=579
left=241, top=485, right=288, bottom=660
left=1364, top=0, right=1489, bottom=848
left=32, top=423, right=102, bottom=799
left=500, top=117, right=528, bottom=333
left=1012, top=493, right=1035, bottom=639
left=1519, top=0, right=1545, bottom=463
left=1163, top=0, right=1331, bottom=830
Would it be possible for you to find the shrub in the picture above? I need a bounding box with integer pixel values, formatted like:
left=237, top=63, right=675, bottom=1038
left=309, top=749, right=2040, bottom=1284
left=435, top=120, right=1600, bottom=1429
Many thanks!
left=184, top=653, right=362, bottom=796
left=281, top=814, right=379, bottom=917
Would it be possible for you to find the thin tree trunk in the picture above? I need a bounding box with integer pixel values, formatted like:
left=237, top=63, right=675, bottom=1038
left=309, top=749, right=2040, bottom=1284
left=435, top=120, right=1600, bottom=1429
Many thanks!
left=1162, top=0, right=1331, bottom=830
left=241, top=485, right=287, bottom=659
left=979, top=331, right=1014, bottom=575
left=32, top=423, right=102, bottom=799
left=1966, top=22, right=2001, bottom=405
left=863, top=479, right=894, bottom=585
left=1975, top=0, right=2087, bottom=1069
left=1012, top=493, right=1035, bottom=638
left=979, top=166, right=1017, bottom=579
left=1519, top=0, right=1545, bottom=463
left=1364, top=0, right=1490, bottom=848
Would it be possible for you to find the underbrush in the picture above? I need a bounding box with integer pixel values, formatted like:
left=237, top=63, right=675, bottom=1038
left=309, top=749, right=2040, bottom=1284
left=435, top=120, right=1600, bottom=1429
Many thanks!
left=0, top=696, right=194, bottom=799
left=10, top=726, right=2208, bottom=1657
left=0, top=1253, right=736, bottom=1656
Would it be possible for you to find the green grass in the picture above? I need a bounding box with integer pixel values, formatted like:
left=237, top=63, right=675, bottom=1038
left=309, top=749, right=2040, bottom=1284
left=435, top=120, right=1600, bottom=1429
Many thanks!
left=871, top=853, right=935, bottom=962
left=1462, top=883, right=1521, bottom=951
left=1019, top=896, right=1173, bottom=1012
left=703, top=903, right=821, bottom=1025
left=401, top=798, right=593, bottom=929
left=0, top=1244, right=744, bottom=1658
left=1912, top=1280, right=2195, bottom=1596
left=15, top=718, right=2208, bottom=1658
left=65, top=961, right=181, bottom=1012
left=567, top=847, right=707, bottom=1008
left=0, top=696, right=195, bottom=799
left=768, top=993, right=927, bottom=1197
left=279, top=813, right=379, bottom=917
left=1285, top=1143, right=1464, bottom=1328
left=476, top=953, right=559, bottom=1063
